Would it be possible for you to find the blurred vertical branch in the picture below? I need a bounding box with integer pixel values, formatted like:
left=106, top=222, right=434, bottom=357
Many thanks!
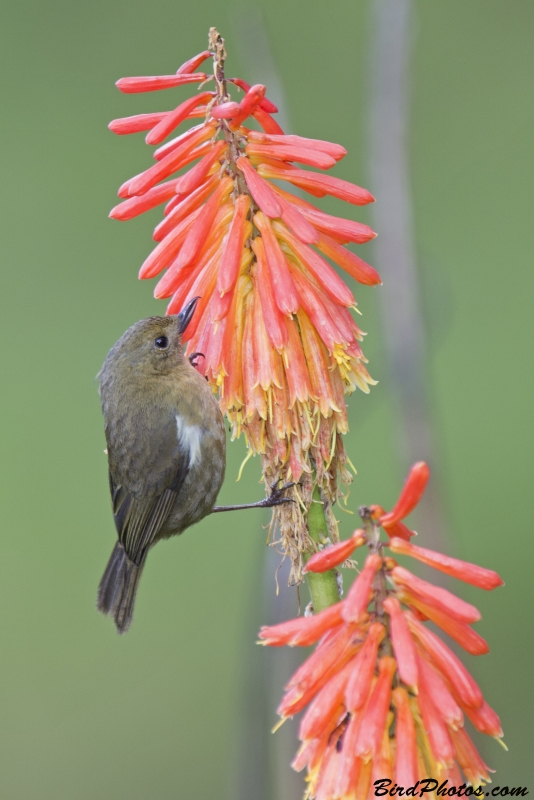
left=230, top=10, right=304, bottom=800
left=367, top=0, right=448, bottom=553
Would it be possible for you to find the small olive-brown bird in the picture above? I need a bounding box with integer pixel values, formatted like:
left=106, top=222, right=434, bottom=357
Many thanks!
left=97, top=297, right=291, bottom=634
left=97, top=297, right=227, bottom=634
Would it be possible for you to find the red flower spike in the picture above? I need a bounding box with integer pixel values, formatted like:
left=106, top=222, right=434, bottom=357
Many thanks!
left=316, top=233, right=382, bottom=286
left=252, top=107, right=285, bottom=135
left=175, top=176, right=233, bottom=271
left=388, top=537, right=504, bottom=591
left=354, top=656, right=396, bottom=761
left=406, top=612, right=484, bottom=708
left=115, top=73, right=207, bottom=93
left=451, top=727, right=493, bottom=786
left=139, top=207, right=202, bottom=280
left=216, top=193, right=250, bottom=296
left=246, top=142, right=336, bottom=170
left=305, top=530, right=365, bottom=574
left=380, top=461, right=430, bottom=527
left=464, top=700, right=504, bottom=739
left=153, top=175, right=219, bottom=242
left=247, top=130, right=347, bottom=161
left=273, top=222, right=355, bottom=306
left=174, top=139, right=227, bottom=195
left=383, top=596, right=418, bottom=687
left=229, top=78, right=278, bottom=113
left=416, top=653, right=463, bottom=730
left=250, top=238, right=288, bottom=350
left=146, top=92, right=214, bottom=145
left=345, top=622, right=385, bottom=711
left=298, top=659, right=355, bottom=741
left=110, top=179, right=181, bottom=221
left=109, top=112, right=167, bottom=135
left=342, top=553, right=382, bottom=623
left=253, top=213, right=299, bottom=315
left=236, top=157, right=281, bottom=219
left=257, top=162, right=375, bottom=205
left=176, top=50, right=212, bottom=75
left=392, top=565, right=481, bottom=624
left=392, top=688, right=418, bottom=788
left=417, top=683, right=455, bottom=767
left=258, top=601, right=344, bottom=647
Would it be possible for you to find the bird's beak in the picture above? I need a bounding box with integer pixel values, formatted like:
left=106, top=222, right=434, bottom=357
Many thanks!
left=177, top=296, right=200, bottom=335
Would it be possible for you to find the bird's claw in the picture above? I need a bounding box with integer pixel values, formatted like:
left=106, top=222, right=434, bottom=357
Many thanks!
left=261, top=481, right=296, bottom=508
left=188, top=352, right=205, bottom=368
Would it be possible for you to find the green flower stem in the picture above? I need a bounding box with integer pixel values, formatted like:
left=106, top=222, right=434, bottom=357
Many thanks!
left=305, top=487, right=341, bottom=612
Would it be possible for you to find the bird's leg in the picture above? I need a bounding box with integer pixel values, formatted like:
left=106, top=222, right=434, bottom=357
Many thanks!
left=211, top=482, right=296, bottom=513
left=188, top=352, right=205, bottom=368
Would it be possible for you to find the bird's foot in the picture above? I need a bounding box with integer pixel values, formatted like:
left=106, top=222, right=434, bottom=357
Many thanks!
left=258, top=481, right=296, bottom=509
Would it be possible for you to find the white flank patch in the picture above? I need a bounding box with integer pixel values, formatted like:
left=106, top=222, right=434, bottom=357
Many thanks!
left=175, top=415, right=202, bottom=467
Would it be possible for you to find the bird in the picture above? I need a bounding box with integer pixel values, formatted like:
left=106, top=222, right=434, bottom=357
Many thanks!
left=97, top=297, right=291, bottom=634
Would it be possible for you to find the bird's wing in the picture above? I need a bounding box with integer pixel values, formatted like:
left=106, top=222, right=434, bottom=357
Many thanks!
left=109, top=456, right=189, bottom=565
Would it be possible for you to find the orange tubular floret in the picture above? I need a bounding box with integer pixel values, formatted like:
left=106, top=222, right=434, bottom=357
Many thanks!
left=236, top=157, right=281, bottom=218
left=146, top=91, right=214, bottom=145
left=153, top=175, right=220, bottom=241
left=464, top=700, right=503, bottom=739
left=342, top=553, right=382, bottom=623
left=392, top=688, right=418, bottom=788
left=109, top=112, right=167, bottom=135
left=416, top=653, right=463, bottom=730
left=250, top=238, right=287, bottom=350
left=405, top=612, right=484, bottom=708
left=216, top=194, right=250, bottom=295
left=398, top=587, right=489, bottom=656
left=273, top=222, right=355, bottom=306
left=388, top=537, right=504, bottom=590
left=275, top=193, right=319, bottom=244
left=153, top=122, right=213, bottom=161
left=115, top=73, right=206, bottom=93
left=380, top=461, right=430, bottom=526
left=174, top=139, right=227, bottom=195
left=298, top=659, right=354, bottom=741
left=246, top=143, right=336, bottom=170
left=253, top=213, right=299, bottom=315
left=297, top=311, right=340, bottom=416
left=256, top=162, right=375, bottom=204
left=176, top=50, right=212, bottom=75
left=451, top=727, right=493, bottom=786
left=344, top=622, right=385, bottom=711
left=289, top=266, right=348, bottom=351
left=392, top=565, right=481, bottom=624
left=246, top=130, right=347, bottom=160
left=283, top=317, right=312, bottom=406
left=354, top=656, right=396, bottom=761
left=252, top=106, right=284, bottom=134
left=416, top=683, right=455, bottom=768
left=259, top=602, right=344, bottom=647
left=383, top=596, right=418, bottom=688
left=175, top=176, right=233, bottom=270
left=305, top=531, right=365, bottom=574
left=139, top=207, right=202, bottom=280
left=316, top=232, right=382, bottom=286
left=110, top=179, right=181, bottom=221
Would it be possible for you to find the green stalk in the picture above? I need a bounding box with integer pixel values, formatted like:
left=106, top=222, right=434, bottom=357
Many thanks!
left=305, top=487, right=340, bottom=612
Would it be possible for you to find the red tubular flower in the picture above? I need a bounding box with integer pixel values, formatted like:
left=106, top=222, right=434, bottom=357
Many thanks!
left=108, top=31, right=380, bottom=585
left=260, top=462, right=504, bottom=795
left=304, top=529, right=365, bottom=573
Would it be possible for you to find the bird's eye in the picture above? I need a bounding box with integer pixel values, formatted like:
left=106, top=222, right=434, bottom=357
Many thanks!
left=155, top=336, right=169, bottom=349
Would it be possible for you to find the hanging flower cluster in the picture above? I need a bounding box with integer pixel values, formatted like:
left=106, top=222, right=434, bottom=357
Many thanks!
left=108, top=29, right=380, bottom=581
left=259, top=463, right=505, bottom=798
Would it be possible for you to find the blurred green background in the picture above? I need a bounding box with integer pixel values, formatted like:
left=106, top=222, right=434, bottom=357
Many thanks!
left=0, top=0, right=532, bottom=797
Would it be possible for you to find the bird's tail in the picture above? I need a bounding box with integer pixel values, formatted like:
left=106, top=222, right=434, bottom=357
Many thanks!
left=96, top=542, right=145, bottom=634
